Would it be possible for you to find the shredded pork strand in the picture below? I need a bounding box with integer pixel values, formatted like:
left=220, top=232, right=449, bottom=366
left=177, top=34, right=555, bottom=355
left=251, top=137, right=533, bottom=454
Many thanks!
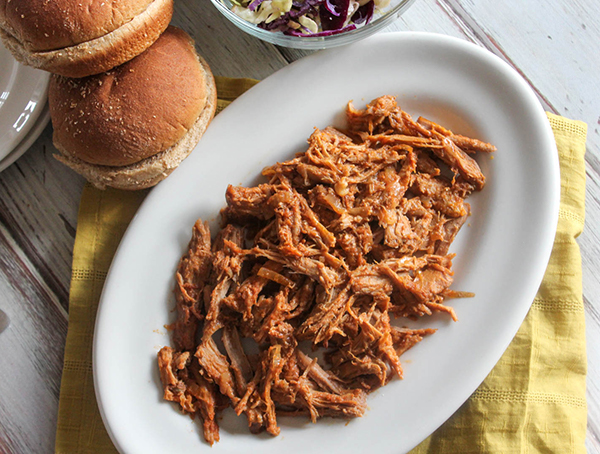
left=157, top=96, right=494, bottom=444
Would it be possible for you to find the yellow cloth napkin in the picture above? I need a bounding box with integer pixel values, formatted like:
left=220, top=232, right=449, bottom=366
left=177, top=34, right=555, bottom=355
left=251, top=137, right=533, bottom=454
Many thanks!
left=55, top=78, right=588, bottom=453
left=412, top=113, right=588, bottom=453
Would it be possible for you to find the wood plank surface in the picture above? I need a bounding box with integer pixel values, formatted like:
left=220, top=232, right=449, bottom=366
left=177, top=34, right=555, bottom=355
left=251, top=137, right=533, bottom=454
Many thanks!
left=0, top=223, right=68, bottom=453
left=0, top=0, right=598, bottom=452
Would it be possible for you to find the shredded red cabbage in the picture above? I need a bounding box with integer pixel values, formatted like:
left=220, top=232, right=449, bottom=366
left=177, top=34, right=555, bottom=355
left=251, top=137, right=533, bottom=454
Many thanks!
left=289, top=0, right=322, bottom=18
left=258, top=0, right=321, bottom=30
left=323, top=0, right=342, bottom=16
left=351, top=0, right=374, bottom=25
left=319, top=0, right=350, bottom=30
left=238, top=0, right=373, bottom=36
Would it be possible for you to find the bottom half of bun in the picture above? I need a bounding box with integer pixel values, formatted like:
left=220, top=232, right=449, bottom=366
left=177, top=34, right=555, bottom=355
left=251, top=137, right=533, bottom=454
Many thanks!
left=54, top=69, right=216, bottom=190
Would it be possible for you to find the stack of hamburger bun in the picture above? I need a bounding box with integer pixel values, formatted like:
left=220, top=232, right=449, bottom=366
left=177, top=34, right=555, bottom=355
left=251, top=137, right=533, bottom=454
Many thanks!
left=0, top=0, right=217, bottom=189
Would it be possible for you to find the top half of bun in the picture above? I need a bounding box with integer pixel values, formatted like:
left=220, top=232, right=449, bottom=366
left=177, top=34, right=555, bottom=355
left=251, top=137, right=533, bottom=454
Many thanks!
left=1, top=0, right=155, bottom=51
left=49, top=26, right=214, bottom=168
left=0, top=0, right=173, bottom=77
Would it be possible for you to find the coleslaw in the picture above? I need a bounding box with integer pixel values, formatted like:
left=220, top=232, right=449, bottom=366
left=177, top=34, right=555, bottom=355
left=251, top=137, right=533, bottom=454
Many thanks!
left=229, top=0, right=390, bottom=36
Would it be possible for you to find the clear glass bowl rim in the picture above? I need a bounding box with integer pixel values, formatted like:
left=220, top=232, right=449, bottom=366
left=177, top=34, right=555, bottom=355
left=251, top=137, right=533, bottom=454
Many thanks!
left=210, top=0, right=417, bottom=49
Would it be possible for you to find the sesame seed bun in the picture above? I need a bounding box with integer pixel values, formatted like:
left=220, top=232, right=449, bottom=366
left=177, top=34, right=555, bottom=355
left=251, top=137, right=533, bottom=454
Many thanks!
left=49, top=26, right=217, bottom=190
left=0, top=0, right=173, bottom=78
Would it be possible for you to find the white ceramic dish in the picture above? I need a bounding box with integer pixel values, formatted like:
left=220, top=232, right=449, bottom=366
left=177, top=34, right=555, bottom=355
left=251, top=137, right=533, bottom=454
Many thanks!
left=0, top=43, right=49, bottom=161
left=0, top=104, right=50, bottom=173
left=94, top=32, right=559, bottom=454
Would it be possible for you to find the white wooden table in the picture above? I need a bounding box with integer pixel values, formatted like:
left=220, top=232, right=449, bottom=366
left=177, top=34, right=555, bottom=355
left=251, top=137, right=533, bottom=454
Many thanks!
left=0, top=0, right=598, bottom=452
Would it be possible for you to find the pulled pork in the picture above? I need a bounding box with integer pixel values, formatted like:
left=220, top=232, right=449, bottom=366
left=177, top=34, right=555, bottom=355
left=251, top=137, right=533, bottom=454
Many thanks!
left=157, top=96, right=494, bottom=444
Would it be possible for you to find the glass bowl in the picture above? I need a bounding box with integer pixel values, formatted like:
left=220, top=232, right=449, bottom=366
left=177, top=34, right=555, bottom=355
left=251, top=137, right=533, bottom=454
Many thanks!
left=210, top=0, right=417, bottom=49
